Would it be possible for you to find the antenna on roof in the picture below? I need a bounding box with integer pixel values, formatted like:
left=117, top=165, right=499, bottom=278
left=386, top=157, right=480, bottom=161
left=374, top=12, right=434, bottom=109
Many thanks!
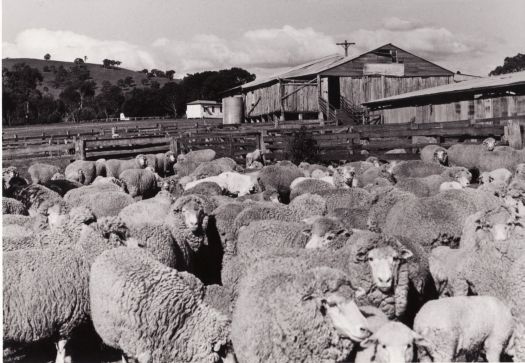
left=336, top=40, right=355, bottom=57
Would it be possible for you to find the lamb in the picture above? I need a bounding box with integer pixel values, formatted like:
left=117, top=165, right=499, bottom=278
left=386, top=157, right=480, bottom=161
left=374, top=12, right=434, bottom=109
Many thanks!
left=413, top=296, right=514, bottom=362
left=354, top=322, right=430, bottom=363
left=2, top=197, right=28, bottom=215
left=27, top=163, right=61, bottom=184
left=64, top=160, right=97, bottom=185
left=232, top=259, right=370, bottom=363
left=177, top=148, right=216, bottom=163
left=118, top=190, right=175, bottom=227
left=383, top=188, right=501, bottom=251
left=232, top=193, right=327, bottom=232
left=3, top=218, right=132, bottom=363
left=447, top=137, right=497, bottom=169
left=184, top=171, right=259, bottom=197
left=144, top=151, right=176, bottom=177
left=420, top=144, right=449, bottom=166
left=119, top=167, right=159, bottom=199
left=89, top=247, right=232, bottom=363
left=256, top=163, right=306, bottom=203
left=105, top=154, right=148, bottom=178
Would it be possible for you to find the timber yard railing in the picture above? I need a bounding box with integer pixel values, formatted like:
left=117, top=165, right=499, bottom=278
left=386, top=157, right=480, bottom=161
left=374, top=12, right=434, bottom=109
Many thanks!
left=2, top=116, right=524, bottom=162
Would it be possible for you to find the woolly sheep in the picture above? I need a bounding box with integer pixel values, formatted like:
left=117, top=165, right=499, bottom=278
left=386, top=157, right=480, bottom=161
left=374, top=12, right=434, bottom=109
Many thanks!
left=439, top=181, right=465, bottom=192
left=183, top=181, right=223, bottom=196
left=3, top=166, right=20, bottom=187
left=190, top=157, right=241, bottom=180
left=65, top=188, right=134, bottom=218
left=395, top=166, right=472, bottom=197
left=420, top=144, right=449, bottom=166
left=354, top=322, right=430, bottom=363
left=178, top=148, right=216, bottom=163
left=105, top=154, right=148, bottom=178
left=27, top=163, right=61, bottom=184
left=144, top=151, right=176, bottom=177
left=356, top=164, right=396, bottom=188
left=507, top=255, right=525, bottom=361
left=314, top=188, right=373, bottom=213
left=329, top=207, right=370, bottom=230
left=13, top=184, right=68, bottom=218
left=246, top=148, right=266, bottom=168
left=289, top=177, right=335, bottom=200
left=119, top=168, right=158, bottom=199
left=514, top=163, right=525, bottom=181
left=505, top=179, right=525, bottom=217
left=95, top=158, right=106, bottom=177
left=89, top=247, right=232, bottom=363
left=184, top=171, right=259, bottom=197
left=91, top=176, right=126, bottom=190
left=232, top=193, right=327, bottom=232
left=3, top=218, right=131, bottom=363
left=383, top=189, right=501, bottom=251
left=298, top=161, right=330, bottom=177
left=118, top=190, right=174, bottom=227
left=391, top=160, right=446, bottom=180
left=413, top=296, right=514, bottom=362
left=447, top=137, right=497, bottom=169
left=2, top=197, right=28, bottom=215
left=367, top=186, right=415, bottom=233
left=64, top=160, right=97, bottom=185
left=232, top=259, right=370, bottom=362
left=236, top=189, right=280, bottom=203
left=43, top=178, right=83, bottom=197
left=256, top=163, right=305, bottom=203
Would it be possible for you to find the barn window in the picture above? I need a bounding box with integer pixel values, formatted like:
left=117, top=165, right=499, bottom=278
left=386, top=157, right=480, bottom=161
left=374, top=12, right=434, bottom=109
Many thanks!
left=468, top=102, right=475, bottom=116
left=455, top=102, right=461, bottom=114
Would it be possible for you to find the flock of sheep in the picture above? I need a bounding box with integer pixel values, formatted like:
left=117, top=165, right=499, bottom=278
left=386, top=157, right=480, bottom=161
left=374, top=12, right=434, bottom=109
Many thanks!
left=2, top=136, right=525, bottom=363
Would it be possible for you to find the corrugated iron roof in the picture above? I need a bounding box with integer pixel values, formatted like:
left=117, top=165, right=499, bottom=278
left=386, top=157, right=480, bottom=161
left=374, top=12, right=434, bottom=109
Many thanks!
left=187, top=100, right=222, bottom=105
left=364, top=71, right=525, bottom=108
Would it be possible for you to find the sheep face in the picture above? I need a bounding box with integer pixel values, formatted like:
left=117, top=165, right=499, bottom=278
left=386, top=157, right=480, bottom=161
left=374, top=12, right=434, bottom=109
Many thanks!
left=475, top=207, right=525, bottom=242
left=434, top=149, right=448, bottom=166
left=482, top=137, right=497, bottom=151
left=360, top=322, right=430, bottom=363
left=516, top=163, right=525, bottom=179
left=337, top=166, right=356, bottom=187
left=315, top=292, right=370, bottom=342
left=46, top=203, right=68, bottom=230
left=304, top=216, right=351, bottom=249
left=181, top=201, right=205, bottom=233
left=366, top=157, right=381, bottom=168
left=166, top=151, right=176, bottom=164
left=3, top=167, right=18, bottom=185
left=449, top=168, right=472, bottom=187
left=136, top=154, right=148, bottom=168
left=365, top=246, right=413, bottom=293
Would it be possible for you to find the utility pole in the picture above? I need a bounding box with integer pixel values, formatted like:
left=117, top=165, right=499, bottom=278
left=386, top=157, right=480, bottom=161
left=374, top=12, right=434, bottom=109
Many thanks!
left=336, top=40, right=355, bottom=57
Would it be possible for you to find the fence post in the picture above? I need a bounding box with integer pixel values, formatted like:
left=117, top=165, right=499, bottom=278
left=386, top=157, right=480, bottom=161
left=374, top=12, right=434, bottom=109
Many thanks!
left=506, top=119, right=523, bottom=149
left=76, top=138, right=86, bottom=160
left=170, top=137, right=179, bottom=156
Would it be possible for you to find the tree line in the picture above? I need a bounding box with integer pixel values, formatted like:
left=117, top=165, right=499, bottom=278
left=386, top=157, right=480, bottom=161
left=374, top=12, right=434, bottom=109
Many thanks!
left=2, top=61, right=255, bottom=126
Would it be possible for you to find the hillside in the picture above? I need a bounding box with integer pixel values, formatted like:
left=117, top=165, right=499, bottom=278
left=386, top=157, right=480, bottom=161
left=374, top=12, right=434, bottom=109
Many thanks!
left=2, top=58, right=180, bottom=98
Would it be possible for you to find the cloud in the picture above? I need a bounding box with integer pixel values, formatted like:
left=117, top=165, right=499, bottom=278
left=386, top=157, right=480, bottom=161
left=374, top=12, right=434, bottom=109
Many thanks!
left=382, top=17, right=422, bottom=31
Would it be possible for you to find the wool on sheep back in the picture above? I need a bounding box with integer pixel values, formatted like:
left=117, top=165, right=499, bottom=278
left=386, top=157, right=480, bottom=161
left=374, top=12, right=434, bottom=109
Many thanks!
left=89, top=247, right=231, bottom=363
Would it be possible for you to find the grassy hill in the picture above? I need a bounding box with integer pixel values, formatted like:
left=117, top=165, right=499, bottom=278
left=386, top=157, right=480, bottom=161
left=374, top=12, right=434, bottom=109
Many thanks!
left=2, top=58, right=180, bottom=98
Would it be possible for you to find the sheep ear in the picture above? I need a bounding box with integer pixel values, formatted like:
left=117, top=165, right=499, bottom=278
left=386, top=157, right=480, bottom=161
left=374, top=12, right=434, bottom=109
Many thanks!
left=413, top=333, right=432, bottom=349
left=399, top=249, right=413, bottom=260
left=360, top=336, right=377, bottom=348
left=355, top=287, right=366, bottom=298
left=301, top=228, right=312, bottom=236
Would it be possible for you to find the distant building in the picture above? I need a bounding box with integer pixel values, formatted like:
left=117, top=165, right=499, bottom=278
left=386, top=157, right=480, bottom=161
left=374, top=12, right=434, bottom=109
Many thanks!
left=223, top=43, right=456, bottom=124
left=186, top=100, right=223, bottom=119
left=363, top=71, right=525, bottom=123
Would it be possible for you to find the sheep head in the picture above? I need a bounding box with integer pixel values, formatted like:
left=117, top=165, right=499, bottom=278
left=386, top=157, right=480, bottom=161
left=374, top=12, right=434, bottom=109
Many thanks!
left=2, top=166, right=19, bottom=186
left=433, top=149, right=448, bottom=166
left=51, top=172, right=65, bottom=180
left=336, top=165, right=356, bottom=187
left=445, top=167, right=472, bottom=187
left=366, top=157, right=381, bottom=168
left=46, top=203, right=69, bottom=230
left=135, top=154, right=148, bottom=168
left=474, top=206, right=525, bottom=242
left=482, top=137, right=497, bottom=151
left=299, top=267, right=370, bottom=343
left=77, top=169, right=86, bottom=184
left=360, top=322, right=431, bottom=363
left=165, top=151, right=176, bottom=164
left=303, top=216, right=352, bottom=249
left=515, top=163, right=525, bottom=179
left=181, top=200, right=206, bottom=233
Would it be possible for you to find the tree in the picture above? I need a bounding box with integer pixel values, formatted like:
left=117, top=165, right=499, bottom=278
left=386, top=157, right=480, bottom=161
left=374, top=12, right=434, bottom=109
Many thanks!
left=44, top=53, right=51, bottom=61
left=489, top=53, right=525, bottom=76
left=95, top=82, right=125, bottom=119
left=160, top=82, right=185, bottom=117
left=102, top=59, right=111, bottom=68
left=74, top=57, right=85, bottom=65
left=141, top=69, right=149, bottom=74
left=166, top=70, right=176, bottom=80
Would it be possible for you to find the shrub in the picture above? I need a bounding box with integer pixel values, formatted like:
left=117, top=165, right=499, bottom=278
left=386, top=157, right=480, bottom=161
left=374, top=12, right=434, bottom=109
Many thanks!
left=286, top=126, right=320, bottom=164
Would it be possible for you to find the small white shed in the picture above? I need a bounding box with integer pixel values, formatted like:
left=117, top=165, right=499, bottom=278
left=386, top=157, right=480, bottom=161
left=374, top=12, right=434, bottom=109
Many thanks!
left=186, top=100, right=223, bottom=119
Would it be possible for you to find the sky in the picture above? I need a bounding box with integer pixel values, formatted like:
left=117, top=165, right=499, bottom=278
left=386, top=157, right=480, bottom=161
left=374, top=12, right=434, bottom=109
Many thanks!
left=2, top=0, right=525, bottom=79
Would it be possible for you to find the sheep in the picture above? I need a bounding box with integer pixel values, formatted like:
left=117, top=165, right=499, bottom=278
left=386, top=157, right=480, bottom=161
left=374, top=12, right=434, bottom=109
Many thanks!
left=507, top=255, right=525, bottom=361
left=65, top=188, right=134, bottom=218
left=173, top=158, right=200, bottom=177
left=95, top=158, right=106, bottom=177
left=354, top=322, right=430, bottom=363
left=514, top=163, right=525, bottom=181
left=355, top=164, right=396, bottom=188
left=298, top=161, right=330, bottom=177
left=12, top=184, right=68, bottom=218
left=64, top=160, right=97, bottom=185
left=144, top=151, right=176, bottom=177
left=413, top=296, right=514, bottom=362
left=119, top=167, right=159, bottom=199
left=118, top=190, right=174, bottom=227
left=232, top=193, right=327, bottom=232
left=105, top=154, right=148, bottom=178
left=314, top=188, right=373, bottom=213
left=177, top=148, right=216, bottom=163
left=256, top=163, right=305, bottom=203
left=2, top=197, right=28, bottom=215
left=3, top=166, right=20, bottom=187
left=420, top=144, right=448, bottom=166
left=478, top=168, right=514, bottom=196
left=289, top=177, right=335, bottom=200
left=183, top=181, right=223, bottom=196
left=395, top=166, right=472, bottom=197
left=184, top=171, right=259, bottom=197
left=27, top=163, right=61, bottom=184
left=246, top=148, right=266, bottom=168
left=329, top=207, right=370, bottom=230
left=505, top=179, right=525, bottom=216
left=439, top=181, right=465, bottom=192
left=236, top=189, right=281, bottom=203
left=89, top=247, right=232, bottom=363
left=232, top=259, right=370, bottom=363
left=383, top=189, right=501, bottom=251
left=190, top=157, right=241, bottom=180
left=447, top=137, right=497, bottom=169
left=3, top=218, right=132, bottom=363
left=91, top=175, right=126, bottom=190
left=391, top=160, right=446, bottom=179
left=367, top=186, right=415, bottom=233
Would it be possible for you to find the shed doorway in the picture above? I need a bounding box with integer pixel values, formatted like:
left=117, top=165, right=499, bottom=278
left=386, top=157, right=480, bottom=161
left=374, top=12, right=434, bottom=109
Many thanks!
left=328, top=76, right=341, bottom=109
